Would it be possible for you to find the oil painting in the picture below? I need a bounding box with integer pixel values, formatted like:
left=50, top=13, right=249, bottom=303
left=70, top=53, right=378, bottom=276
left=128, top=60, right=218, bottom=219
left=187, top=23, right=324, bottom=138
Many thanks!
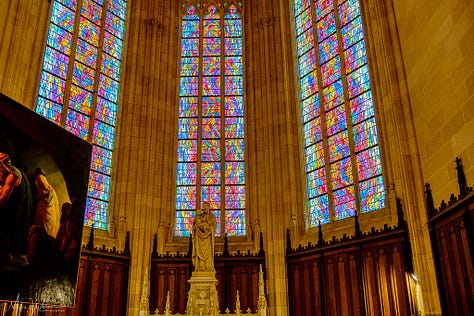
left=0, top=94, right=91, bottom=307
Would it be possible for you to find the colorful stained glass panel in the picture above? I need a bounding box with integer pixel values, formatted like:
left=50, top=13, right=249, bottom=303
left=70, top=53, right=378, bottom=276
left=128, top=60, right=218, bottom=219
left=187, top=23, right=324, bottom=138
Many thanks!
left=201, top=186, right=221, bottom=209
left=330, top=157, right=353, bottom=189
left=305, top=141, right=325, bottom=171
left=174, top=211, right=195, bottom=237
left=176, top=187, right=196, bottom=210
left=225, top=139, right=244, bottom=161
left=225, top=76, right=243, bottom=95
left=353, top=118, right=378, bottom=152
left=182, top=38, right=200, bottom=56
left=203, top=76, right=220, bottom=95
left=202, top=97, right=220, bottom=117
left=338, top=0, right=361, bottom=27
left=91, top=145, right=113, bottom=174
left=347, top=64, right=371, bottom=98
left=202, top=139, right=221, bottom=161
left=201, top=162, right=221, bottom=185
left=304, top=117, right=322, bottom=147
left=309, top=195, right=330, bottom=225
left=46, top=24, right=73, bottom=55
left=93, top=121, right=115, bottom=150
left=180, top=77, right=199, bottom=96
left=319, top=33, right=338, bottom=64
left=225, top=210, right=245, bottom=236
left=328, top=130, right=350, bottom=162
left=81, top=0, right=102, bottom=25
left=225, top=57, right=242, bottom=75
left=321, top=56, right=341, bottom=87
left=68, top=84, right=93, bottom=114
left=325, top=105, right=347, bottom=136
left=341, top=16, right=364, bottom=49
left=333, top=186, right=356, bottom=220
left=179, top=97, right=198, bottom=117
left=359, top=176, right=385, bottom=213
left=224, top=38, right=242, bottom=55
left=202, top=117, right=221, bottom=139
left=203, top=57, right=221, bottom=75
left=350, top=90, right=374, bottom=124
left=36, top=97, right=62, bottom=124
left=51, top=1, right=75, bottom=32
left=225, top=186, right=245, bottom=209
left=72, top=62, right=95, bottom=91
left=96, top=96, right=118, bottom=125
left=38, top=72, right=66, bottom=104
left=225, top=96, right=244, bottom=116
left=356, top=146, right=382, bottom=180
left=98, top=74, right=119, bottom=102
left=224, top=19, right=242, bottom=37
left=176, top=163, right=197, bottom=185
left=302, top=94, right=320, bottom=123
left=307, top=168, right=327, bottom=197
left=317, top=12, right=336, bottom=41
left=76, top=39, right=98, bottom=69
left=181, top=58, right=200, bottom=76
left=178, top=140, right=198, bottom=161
left=225, top=162, right=245, bottom=185
left=178, top=118, right=198, bottom=139
left=224, top=117, right=244, bottom=138
left=105, top=11, right=125, bottom=38
left=204, top=38, right=221, bottom=56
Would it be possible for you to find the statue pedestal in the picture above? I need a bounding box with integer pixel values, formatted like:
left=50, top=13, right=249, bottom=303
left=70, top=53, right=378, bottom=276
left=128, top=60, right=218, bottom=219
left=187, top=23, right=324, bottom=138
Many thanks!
left=186, top=271, right=219, bottom=316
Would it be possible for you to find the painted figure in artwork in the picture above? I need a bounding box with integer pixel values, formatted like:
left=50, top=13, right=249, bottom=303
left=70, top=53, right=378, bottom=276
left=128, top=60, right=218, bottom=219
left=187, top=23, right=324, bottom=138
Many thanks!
left=0, top=152, right=33, bottom=268
left=32, top=168, right=60, bottom=239
left=192, top=202, right=216, bottom=271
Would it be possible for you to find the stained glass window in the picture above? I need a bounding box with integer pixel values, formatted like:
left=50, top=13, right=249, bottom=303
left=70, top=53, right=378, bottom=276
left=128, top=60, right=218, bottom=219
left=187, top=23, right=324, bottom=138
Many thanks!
left=294, top=0, right=385, bottom=227
left=36, top=0, right=127, bottom=230
left=175, top=3, right=245, bottom=237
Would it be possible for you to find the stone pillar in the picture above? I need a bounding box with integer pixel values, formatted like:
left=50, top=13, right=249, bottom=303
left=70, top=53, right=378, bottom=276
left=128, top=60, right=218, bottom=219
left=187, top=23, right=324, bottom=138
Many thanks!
left=186, top=272, right=220, bottom=316
left=111, top=0, right=180, bottom=314
left=0, top=0, right=50, bottom=107
left=245, top=0, right=303, bottom=314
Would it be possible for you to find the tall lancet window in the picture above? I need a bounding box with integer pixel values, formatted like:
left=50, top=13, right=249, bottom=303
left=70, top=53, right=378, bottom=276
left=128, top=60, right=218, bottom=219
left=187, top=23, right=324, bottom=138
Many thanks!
left=175, top=2, right=246, bottom=237
left=36, top=0, right=127, bottom=229
left=293, top=0, right=385, bottom=227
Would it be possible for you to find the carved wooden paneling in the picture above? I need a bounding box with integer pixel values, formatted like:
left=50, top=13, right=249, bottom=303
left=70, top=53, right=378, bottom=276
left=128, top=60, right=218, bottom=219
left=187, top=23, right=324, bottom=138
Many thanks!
left=287, top=254, right=324, bottom=316
left=150, top=254, right=265, bottom=314
left=150, top=260, right=191, bottom=314
left=65, top=250, right=130, bottom=316
left=287, top=228, right=413, bottom=316
left=428, top=193, right=474, bottom=315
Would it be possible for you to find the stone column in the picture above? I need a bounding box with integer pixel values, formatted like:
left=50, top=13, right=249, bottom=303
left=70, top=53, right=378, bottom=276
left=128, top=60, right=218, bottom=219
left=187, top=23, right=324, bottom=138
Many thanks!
left=0, top=0, right=50, bottom=108
left=245, top=0, right=303, bottom=314
left=111, top=0, right=180, bottom=314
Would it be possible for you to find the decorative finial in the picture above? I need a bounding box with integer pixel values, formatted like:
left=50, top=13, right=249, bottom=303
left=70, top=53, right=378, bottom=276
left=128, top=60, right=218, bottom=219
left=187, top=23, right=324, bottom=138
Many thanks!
left=152, top=233, right=158, bottom=258
left=455, top=157, right=469, bottom=198
left=164, top=291, right=171, bottom=315
left=424, top=183, right=436, bottom=217
left=257, top=264, right=267, bottom=313
left=396, top=197, right=407, bottom=228
left=223, top=233, right=230, bottom=256
left=317, top=220, right=324, bottom=247
left=188, top=233, right=193, bottom=258
left=259, top=231, right=265, bottom=256
left=354, top=213, right=362, bottom=238
left=124, top=231, right=130, bottom=256
left=87, top=226, right=94, bottom=250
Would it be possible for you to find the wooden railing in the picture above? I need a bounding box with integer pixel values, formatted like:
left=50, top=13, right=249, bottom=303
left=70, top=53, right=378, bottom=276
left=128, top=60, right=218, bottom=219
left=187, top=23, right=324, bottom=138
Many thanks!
left=425, top=157, right=474, bottom=315
left=286, top=202, right=416, bottom=316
